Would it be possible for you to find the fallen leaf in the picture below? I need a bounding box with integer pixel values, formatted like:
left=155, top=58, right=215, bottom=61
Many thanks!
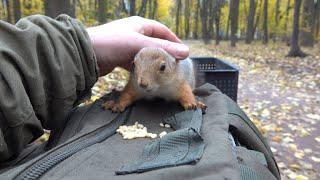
left=272, top=135, right=282, bottom=142
left=310, top=156, right=320, bottom=163
left=306, top=114, right=320, bottom=120
left=300, top=162, right=312, bottom=170
left=278, top=162, right=286, bottom=169
left=295, top=175, right=308, bottom=180
left=303, top=148, right=313, bottom=154
left=283, top=137, right=294, bottom=143
left=294, top=151, right=305, bottom=159
left=287, top=171, right=297, bottom=179
left=289, top=164, right=301, bottom=171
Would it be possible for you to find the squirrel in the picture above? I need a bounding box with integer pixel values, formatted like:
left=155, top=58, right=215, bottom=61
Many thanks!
left=102, top=47, right=207, bottom=112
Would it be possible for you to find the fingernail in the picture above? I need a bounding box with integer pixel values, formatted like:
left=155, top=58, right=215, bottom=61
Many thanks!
left=176, top=44, right=189, bottom=59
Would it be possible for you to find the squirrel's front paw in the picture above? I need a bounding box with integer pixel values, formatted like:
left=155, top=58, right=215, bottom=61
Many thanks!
left=197, top=101, right=207, bottom=110
left=181, top=101, right=207, bottom=111
left=182, top=102, right=197, bottom=110
left=102, top=100, right=126, bottom=113
left=102, top=100, right=115, bottom=109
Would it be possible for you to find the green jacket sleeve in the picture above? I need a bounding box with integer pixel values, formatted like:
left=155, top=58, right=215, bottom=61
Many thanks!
left=0, top=14, right=99, bottom=162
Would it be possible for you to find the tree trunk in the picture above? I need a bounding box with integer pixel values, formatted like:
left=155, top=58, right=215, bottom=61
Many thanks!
left=90, top=0, right=95, bottom=12
left=6, top=0, right=12, bottom=23
left=71, top=0, right=76, bottom=17
left=274, top=0, right=281, bottom=41
left=115, top=1, right=122, bottom=18
left=98, top=0, right=107, bottom=24
left=287, top=0, right=307, bottom=57
left=193, top=0, right=200, bottom=39
left=245, top=0, right=256, bottom=44
left=208, top=0, right=214, bottom=39
left=123, top=0, right=130, bottom=14
left=254, top=0, right=262, bottom=36
left=243, top=0, right=248, bottom=21
left=45, top=0, right=75, bottom=18
left=94, top=0, right=97, bottom=10
left=175, top=0, right=181, bottom=37
left=230, top=0, right=240, bottom=47
left=138, top=0, right=148, bottom=17
left=78, top=0, right=87, bottom=21
left=284, top=0, right=291, bottom=43
left=215, top=2, right=222, bottom=45
left=300, top=0, right=315, bottom=47
left=262, top=0, right=268, bottom=44
left=152, top=0, right=158, bottom=19
left=129, top=0, right=136, bottom=16
left=13, top=0, right=21, bottom=23
left=200, top=0, right=210, bottom=44
left=316, top=1, right=320, bottom=37
left=275, top=0, right=281, bottom=27
left=148, top=0, right=153, bottom=18
left=225, top=7, right=230, bottom=40
left=184, top=0, right=190, bottom=39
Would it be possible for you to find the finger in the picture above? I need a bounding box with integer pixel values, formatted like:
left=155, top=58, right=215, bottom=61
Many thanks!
left=140, top=19, right=182, bottom=43
left=135, top=34, right=189, bottom=60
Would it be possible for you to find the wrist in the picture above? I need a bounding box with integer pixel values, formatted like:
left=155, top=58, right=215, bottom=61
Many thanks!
left=87, top=27, right=115, bottom=76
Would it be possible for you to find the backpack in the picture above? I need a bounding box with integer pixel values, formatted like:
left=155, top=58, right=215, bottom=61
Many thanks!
left=0, top=83, right=280, bottom=180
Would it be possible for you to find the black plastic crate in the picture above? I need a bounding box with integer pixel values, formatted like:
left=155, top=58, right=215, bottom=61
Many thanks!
left=191, top=57, right=239, bottom=102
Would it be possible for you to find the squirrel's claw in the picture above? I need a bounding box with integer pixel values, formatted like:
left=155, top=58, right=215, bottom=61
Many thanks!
left=102, top=100, right=115, bottom=110
left=182, top=102, right=197, bottom=110
left=182, top=101, right=207, bottom=111
left=102, top=100, right=126, bottom=113
left=197, top=101, right=207, bottom=110
left=111, top=105, right=126, bottom=113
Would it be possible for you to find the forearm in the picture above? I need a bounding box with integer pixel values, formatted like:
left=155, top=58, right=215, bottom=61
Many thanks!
left=0, top=14, right=99, bottom=162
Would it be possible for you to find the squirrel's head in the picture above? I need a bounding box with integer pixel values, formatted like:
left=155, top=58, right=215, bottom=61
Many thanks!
left=132, top=47, right=177, bottom=92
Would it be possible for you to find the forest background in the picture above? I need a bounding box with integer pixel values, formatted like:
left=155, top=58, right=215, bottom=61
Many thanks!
left=1, top=0, right=320, bottom=179
left=1, top=0, right=319, bottom=52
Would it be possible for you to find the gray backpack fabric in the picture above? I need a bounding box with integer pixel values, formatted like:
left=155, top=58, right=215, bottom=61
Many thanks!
left=0, top=84, right=280, bottom=180
left=116, top=108, right=205, bottom=175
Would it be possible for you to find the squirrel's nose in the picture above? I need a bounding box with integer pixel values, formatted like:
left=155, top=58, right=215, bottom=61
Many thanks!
left=139, top=79, right=148, bottom=89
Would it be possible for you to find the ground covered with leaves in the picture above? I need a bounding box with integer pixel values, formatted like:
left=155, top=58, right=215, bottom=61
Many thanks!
left=87, top=40, right=319, bottom=180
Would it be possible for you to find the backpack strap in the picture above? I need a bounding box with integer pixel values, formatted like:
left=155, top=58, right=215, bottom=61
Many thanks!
left=225, top=96, right=280, bottom=179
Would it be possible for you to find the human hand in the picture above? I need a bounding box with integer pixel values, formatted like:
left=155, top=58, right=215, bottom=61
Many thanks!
left=86, top=16, right=189, bottom=76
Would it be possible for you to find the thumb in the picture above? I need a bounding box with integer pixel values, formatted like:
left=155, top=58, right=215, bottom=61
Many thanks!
left=137, top=35, right=189, bottom=60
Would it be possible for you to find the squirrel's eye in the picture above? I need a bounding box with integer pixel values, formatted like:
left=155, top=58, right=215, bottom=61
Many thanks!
left=159, top=63, right=166, bottom=71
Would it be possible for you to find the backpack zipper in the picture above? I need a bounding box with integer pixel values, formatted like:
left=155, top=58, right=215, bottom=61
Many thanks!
left=14, top=105, right=131, bottom=180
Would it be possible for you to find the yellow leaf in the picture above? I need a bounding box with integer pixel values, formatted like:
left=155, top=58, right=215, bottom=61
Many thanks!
left=288, top=144, right=297, bottom=151
left=261, top=109, right=270, bottom=118
left=271, top=135, right=281, bottom=142
left=91, top=96, right=99, bottom=102
left=294, top=151, right=305, bottom=159
left=311, top=156, right=320, bottom=162
left=289, top=164, right=301, bottom=170
left=295, top=175, right=308, bottom=180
